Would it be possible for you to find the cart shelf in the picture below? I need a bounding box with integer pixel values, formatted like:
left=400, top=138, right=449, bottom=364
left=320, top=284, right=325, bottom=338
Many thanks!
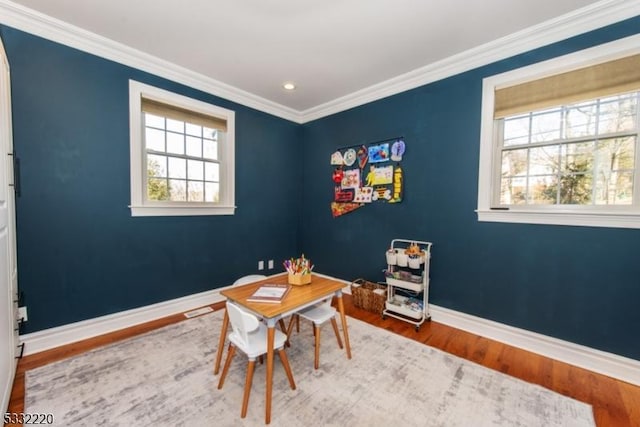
left=382, top=238, right=432, bottom=330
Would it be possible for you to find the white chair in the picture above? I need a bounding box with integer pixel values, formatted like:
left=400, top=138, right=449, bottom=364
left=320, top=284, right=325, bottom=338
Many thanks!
left=233, top=274, right=267, bottom=286
left=232, top=274, right=289, bottom=345
left=288, top=298, right=344, bottom=369
left=218, top=301, right=296, bottom=418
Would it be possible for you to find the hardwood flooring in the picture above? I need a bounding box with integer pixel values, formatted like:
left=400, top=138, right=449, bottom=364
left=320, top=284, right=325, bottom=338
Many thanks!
left=7, top=295, right=640, bottom=427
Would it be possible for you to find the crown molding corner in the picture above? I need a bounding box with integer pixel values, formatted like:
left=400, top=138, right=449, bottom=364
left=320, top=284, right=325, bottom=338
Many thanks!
left=0, top=0, right=303, bottom=124
left=300, top=0, right=640, bottom=123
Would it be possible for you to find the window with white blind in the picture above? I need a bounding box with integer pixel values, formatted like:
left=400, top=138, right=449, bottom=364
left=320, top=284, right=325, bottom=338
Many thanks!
left=129, top=81, right=235, bottom=216
left=477, top=34, right=640, bottom=229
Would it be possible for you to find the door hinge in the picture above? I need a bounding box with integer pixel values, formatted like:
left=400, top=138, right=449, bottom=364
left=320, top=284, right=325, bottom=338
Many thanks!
left=15, top=342, right=25, bottom=359
left=7, top=151, right=20, bottom=197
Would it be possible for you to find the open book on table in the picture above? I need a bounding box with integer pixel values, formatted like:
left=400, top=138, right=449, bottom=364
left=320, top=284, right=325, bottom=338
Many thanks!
left=247, top=283, right=292, bottom=303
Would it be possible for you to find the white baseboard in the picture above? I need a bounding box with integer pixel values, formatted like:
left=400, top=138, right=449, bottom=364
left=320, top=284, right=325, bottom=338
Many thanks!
left=19, top=288, right=227, bottom=356
left=19, top=273, right=640, bottom=387
left=429, top=304, right=640, bottom=387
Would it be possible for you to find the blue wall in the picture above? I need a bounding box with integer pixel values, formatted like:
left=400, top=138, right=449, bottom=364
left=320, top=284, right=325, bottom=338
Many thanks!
left=3, top=15, right=640, bottom=361
left=0, top=26, right=302, bottom=333
left=300, top=16, right=640, bottom=361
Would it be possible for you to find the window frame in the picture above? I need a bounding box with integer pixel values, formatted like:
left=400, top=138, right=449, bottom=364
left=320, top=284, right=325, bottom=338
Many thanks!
left=129, top=80, right=235, bottom=216
left=477, top=34, right=640, bottom=229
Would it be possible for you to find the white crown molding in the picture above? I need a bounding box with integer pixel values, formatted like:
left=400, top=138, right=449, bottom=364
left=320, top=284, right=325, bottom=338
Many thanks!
left=1, top=0, right=638, bottom=124
left=300, top=0, right=640, bottom=123
left=0, top=0, right=303, bottom=123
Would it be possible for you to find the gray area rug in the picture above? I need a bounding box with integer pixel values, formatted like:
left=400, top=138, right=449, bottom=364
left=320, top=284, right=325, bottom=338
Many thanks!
left=25, top=311, right=595, bottom=426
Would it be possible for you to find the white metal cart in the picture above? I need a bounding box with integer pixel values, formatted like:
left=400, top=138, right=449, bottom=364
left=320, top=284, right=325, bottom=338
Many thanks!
left=382, top=239, right=432, bottom=330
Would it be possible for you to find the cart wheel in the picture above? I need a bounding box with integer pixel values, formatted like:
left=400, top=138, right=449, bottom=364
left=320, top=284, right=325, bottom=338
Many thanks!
left=382, top=314, right=386, bottom=320
left=415, top=325, right=420, bottom=332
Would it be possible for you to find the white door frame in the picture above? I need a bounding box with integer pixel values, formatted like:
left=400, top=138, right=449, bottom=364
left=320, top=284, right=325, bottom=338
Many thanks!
left=0, top=35, right=19, bottom=413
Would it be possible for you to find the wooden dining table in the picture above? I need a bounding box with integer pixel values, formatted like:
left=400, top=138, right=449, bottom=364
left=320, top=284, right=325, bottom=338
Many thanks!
left=214, top=273, right=352, bottom=424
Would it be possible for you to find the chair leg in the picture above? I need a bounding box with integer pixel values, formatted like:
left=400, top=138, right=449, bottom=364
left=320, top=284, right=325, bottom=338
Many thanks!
left=217, top=343, right=236, bottom=389
left=277, top=348, right=296, bottom=390
left=314, top=324, right=321, bottom=369
left=330, top=317, right=344, bottom=349
left=241, top=360, right=256, bottom=418
left=296, top=315, right=300, bottom=333
left=279, top=318, right=290, bottom=347
left=286, top=314, right=297, bottom=338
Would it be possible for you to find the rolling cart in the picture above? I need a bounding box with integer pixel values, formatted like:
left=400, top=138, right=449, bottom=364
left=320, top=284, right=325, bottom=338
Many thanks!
left=382, top=239, right=432, bottom=331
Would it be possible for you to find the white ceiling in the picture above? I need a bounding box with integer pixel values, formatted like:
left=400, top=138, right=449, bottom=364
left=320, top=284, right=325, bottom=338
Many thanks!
left=2, top=0, right=638, bottom=120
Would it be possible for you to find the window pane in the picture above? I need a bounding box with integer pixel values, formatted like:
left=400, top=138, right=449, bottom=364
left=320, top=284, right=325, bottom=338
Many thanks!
left=595, top=137, right=635, bottom=172
left=501, top=149, right=527, bottom=177
left=147, top=154, right=167, bottom=178
left=168, top=157, right=186, bottom=179
left=598, top=94, right=637, bottom=134
left=561, top=142, right=594, bottom=174
left=145, top=128, right=165, bottom=152
left=558, top=172, right=592, bottom=204
left=528, top=175, right=558, bottom=204
left=203, top=127, right=218, bottom=140
left=188, top=181, right=204, bottom=202
left=205, top=182, right=219, bottom=202
left=167, top=132, right=184, bottom=155
left=186, top=136, right=202, bottom=157
left=530, top=109, right=561, bottom=143
left=188, top=159, right=204, bottom=180
left=529, top=146, right=559, bottom=175
left=564, top=102, right=597, bottom=138
left=503, top=115, right=529, bottom=146
left=186, top=123, right=202, bottom=137
left=144, top=113, right=164, bottom=129
left=169, top=179, right=186, bottom=201
left=205, top=162, right=219, bottom=182
left=167, top=118, right=184, bottom=133
left=203, top=139, right=218, bottom=160
left=500, top=177, right=526, bottom=205
left=147, top=178, right=168, bottom=201
left=596, top=171, right=633, bottom=205
left=595, top=137, right=635, bottom=205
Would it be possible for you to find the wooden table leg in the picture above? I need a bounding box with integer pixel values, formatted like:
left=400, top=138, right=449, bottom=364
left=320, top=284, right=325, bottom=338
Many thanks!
left=266, top=321, right=275, bottom=424
left=336, top=293, right=352, bottom=359
left=213, top=308, right=229, bottom=375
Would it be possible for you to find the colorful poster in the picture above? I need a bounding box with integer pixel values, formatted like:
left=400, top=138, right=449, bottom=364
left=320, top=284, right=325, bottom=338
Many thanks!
left=365, top=165, right=393, bottom=186
left=368, top=143, right=390, bottom=163
left=341, top=168, right=360, bottom=189
left=354, top=186, right=373, bottom=203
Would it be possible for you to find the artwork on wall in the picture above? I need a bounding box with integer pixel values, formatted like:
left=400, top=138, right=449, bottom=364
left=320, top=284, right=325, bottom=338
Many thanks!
left=329, top=137, right=405, bottom=217
left=368, top=143, right=390, bottom=163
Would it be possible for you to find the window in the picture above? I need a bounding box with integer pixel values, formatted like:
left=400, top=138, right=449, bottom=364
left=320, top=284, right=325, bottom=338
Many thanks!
left=477, top=34, right=640, bottom=228
left=129, top=81, right=235, bottom=216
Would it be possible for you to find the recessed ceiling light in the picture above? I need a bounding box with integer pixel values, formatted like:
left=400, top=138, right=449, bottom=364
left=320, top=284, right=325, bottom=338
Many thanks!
left=283, top=82, right=296, bottom=90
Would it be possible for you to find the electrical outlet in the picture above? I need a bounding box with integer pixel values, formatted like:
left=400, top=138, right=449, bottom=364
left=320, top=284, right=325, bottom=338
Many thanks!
left=268, top=259, right=274, bottom=269
left=18, top=306, right=28, bottom=322
left=258, top=260, right=264, bottom=270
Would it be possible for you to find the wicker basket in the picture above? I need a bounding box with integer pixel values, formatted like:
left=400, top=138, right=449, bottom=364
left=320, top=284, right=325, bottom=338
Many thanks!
left=350, top=278, right=387, bottom=314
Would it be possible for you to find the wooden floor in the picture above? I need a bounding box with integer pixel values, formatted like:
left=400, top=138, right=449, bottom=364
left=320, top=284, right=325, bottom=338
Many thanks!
left=7, top=294, right=640, bottom=427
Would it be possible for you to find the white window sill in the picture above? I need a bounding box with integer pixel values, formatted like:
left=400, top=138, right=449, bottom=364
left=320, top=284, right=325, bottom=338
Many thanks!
left=130, top=205, right=236, bottom=217
left=476, top=209, right=640, bottom=229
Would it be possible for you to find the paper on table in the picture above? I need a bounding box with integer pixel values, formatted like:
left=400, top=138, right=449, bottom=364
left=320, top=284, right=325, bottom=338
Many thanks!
left=247, top=284, right=291, bottom=303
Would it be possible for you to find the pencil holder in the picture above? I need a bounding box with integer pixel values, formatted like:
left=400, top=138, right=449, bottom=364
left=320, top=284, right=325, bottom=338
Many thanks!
left=288, top=272, right=312, bottom=286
